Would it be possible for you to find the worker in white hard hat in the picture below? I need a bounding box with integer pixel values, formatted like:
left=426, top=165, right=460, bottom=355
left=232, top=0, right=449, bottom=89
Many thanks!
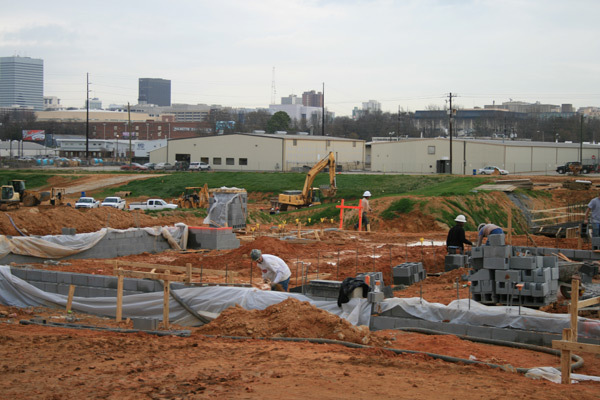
left=250, top=249, right=291, bottom=291
left=446, top=214, right=472, bottom=254
left=355, top=190, right=373, bottom=231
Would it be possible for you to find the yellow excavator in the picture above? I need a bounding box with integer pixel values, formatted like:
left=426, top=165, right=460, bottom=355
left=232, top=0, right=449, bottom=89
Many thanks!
left=274, top=152, right=337, bottom=211
left=173, top=183, right=211, bottom=209
left=0, top=185, right=21, bottom=211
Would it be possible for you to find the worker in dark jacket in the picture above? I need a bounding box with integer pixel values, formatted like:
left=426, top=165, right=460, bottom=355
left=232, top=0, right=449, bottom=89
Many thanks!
left=446, top=214, right=473, bottom=254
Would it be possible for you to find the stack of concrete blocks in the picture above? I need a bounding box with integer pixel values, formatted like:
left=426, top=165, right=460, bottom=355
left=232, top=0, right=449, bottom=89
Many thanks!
left=592, top=237, right=600, bottom=251
left=392, top=262, right=426, bottom=286
left=187, top=227, right=240, bottom=250
left=207, top=188, right=247, bottom=229
left=356, top=271, right=386, bottom=302
left=444, top=254, right=469, bottom=271
left=469, top=234, right=559, bottom=306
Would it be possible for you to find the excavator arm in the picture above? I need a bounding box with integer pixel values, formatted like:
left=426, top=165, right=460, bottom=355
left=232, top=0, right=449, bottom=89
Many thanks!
left=301, top=152, right=337, bottom=202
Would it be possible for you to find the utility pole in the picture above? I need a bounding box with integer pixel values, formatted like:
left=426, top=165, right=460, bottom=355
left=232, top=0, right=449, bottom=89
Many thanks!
left=128, top=103, right=132, bottom=166
left=448, top=92, right=456, bottom=174
left=85, top=73, right=90, bottom=160
left=322, top=82, right=325, bottom=136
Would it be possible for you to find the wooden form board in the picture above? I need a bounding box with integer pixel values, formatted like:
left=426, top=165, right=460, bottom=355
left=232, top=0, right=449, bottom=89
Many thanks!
left=551, top=279, right=600, bottom=384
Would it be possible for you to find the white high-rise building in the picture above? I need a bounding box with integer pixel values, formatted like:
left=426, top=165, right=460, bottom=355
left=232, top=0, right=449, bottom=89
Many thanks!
left=0, top=56, right=44, bottom=110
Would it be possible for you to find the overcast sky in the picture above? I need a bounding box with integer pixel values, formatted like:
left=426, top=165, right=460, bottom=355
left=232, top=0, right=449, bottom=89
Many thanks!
left=1, top=0, right=599, bottom=116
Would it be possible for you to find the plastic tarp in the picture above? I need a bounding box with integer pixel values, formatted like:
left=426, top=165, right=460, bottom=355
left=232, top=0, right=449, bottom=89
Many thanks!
left=204, top=187, right=244, bottom=227
left=0, top=224, right=188, bottom=259
left=0, top=266, right=371, bottom=327
left=525, top=367, right=600, bottom=384
left=378, top=297, right=600, bottom=339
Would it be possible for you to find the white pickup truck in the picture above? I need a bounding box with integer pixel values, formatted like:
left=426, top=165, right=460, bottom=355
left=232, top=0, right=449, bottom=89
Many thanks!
left=100, top=196, right=126, bottom=210
left=128, top=199, right=178, bottom=211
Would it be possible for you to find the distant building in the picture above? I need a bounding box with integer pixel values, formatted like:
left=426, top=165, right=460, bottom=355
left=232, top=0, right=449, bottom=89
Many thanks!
left=302, top=90, right=323, bottom=107
left=85, top=97, right=102, bottom=110
left=138, top=78, right=171, bottom=107
left=0, top=56, right=44, bottom=110
left=44, top=96, right=61, bottom=110
left=352, top=100, right=381, bottom=119
left=484, top=100, right=560, bottom=113
left=281, top=94, right=302, bottom=105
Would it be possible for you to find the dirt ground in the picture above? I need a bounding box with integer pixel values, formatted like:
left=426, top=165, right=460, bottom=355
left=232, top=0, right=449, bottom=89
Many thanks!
left=1, top=173, right=600, bottom=398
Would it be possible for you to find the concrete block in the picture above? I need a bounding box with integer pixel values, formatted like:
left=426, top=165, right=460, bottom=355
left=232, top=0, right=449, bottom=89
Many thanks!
left=26, top=270, right=43, bottom=281
left=542, top=256, right=558, bottom=269
left=41, top=271, right=57, bottom=283
left=55, top=272, right=72, bottom=284
left=57, top=283, right=70, bottom=296
left=510, top=256, right=538, bottom=270
left=71, top=274, right=89, bottom=286
left=370, top=316, right=397, bottom=330
left=560, top=249, right=575, bottom=259
left=574, top=250, right=591, bottom=260
left=488, top=234, right=505, bottom=246
left=368, top=292, right=385, bottom=302
left=89, top=287, right=108, bottom=298
left=393, top=267, right=412, bottom=277
left=522, top=269, right=535, bottom=282
left=471, top=280, right=482, bottom=293
left=132, top=318, right=159, bottom=331
left=89, top=275, right=107, bottom=287
left=73, top=286, right=89, bottom=297
left=550, top=280, right=559, bottom=292
left=471, top=258, right=484, bottom=269
left=43, top=283, right=58, bottom=293
left=123, top=278, right=138, bottom=292
left=445, top=254, right=464, bottom=266
left=495, top=280, right=509, bottom=294
left=533, top=268, right=551, bottom=284
left=483, top=245, right=512, bottom=258
left=10, top=268, right=27, bottom=279
left=494, top=269, right=521, bottom=282
left=469, top=269, right=492, bottom=281
left=137, top=280, right=157, bottom=292
left=481, top=280, right=494, bottom=292
left=471, top=247, right=484, bottom=259
left=531, top=282, right=549, bottom=297
left=466, top=325, right=493, bottom=339
left=483, top=257, right=509, bottom=270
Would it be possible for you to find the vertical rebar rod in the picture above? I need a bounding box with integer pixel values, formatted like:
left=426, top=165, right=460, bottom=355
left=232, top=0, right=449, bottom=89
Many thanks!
left=317, top=251, right=320, bottom=280
left=405, top=242, right=408, bottom=262
left=420, top=282, right=423, bottom=304
left=250, top=260, right=252, bottom=286
left=226, top=263, right=228, bottom=285
left=372, top=247, right=375, bottom=272
left=456, top=278, right=459, bottom=302
left=355, top=248, right=358, bottom=276
left=389, top=246, right=393, bottom=287
left=337, top=249, right=340, bottom=280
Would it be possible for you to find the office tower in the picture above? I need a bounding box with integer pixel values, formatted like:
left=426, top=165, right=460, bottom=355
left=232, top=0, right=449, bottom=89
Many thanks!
left=302, top=90, right=323, bottom=107
left=0, top=56, right=44, bottom=110
left=138, top=78, right=171, bottom=106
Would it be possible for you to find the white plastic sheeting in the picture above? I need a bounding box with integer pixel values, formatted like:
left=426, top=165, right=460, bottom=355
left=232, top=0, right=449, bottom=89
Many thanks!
left=525, top=367, right=600, bottom=384
left=378, top=297, right=600, bottom=338
left=0, top=224, right=188, bottom=259
left=0, top=266, right=371, bottom=327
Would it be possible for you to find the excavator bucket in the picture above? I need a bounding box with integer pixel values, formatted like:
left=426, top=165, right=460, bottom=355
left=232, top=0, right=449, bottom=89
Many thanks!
left=320, top=185, right=337, bottom=197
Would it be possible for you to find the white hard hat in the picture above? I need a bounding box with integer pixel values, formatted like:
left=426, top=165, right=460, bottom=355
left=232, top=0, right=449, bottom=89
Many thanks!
left=455, top=214, right=467, bottom=223
left=478, top=223, right=486, bottom=232
left=363, top=191, right=371, bottom=197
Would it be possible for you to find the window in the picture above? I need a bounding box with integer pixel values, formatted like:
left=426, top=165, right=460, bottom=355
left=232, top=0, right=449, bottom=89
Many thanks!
left=428, top=146, right=436, bottom=155
left=213, top=157, right=222, bottom=165
left=226, top=158, right=234, bottom=165
left=353, top=141, right=356, bottom=147
left=239, top=158, right=248, bottom=166
left=158, top=126, right=162, bottom=130
left=201, top=157, right=209, bottom=163
left=293, top=139, right=297, bottom=146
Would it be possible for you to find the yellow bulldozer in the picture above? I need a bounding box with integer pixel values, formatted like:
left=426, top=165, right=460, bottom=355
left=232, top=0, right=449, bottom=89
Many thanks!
left=173, top=183, right=211, bottom=209
left=273, top=152, right=337, bottom=211
left=0, top=185, right=21, bottom=211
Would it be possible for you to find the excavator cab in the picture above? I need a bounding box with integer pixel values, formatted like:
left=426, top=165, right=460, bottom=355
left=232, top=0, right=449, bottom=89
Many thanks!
left=0, top=185, right=20, bottom=211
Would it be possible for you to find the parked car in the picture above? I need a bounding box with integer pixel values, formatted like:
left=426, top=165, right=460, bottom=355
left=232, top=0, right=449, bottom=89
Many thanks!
left=189, top=161, right=211, bottom=171
left=174, top=161, right=190, bottom=171
left=100, top=196, right=126, bottom=210
left=556, top=161, right=597, bottom=174
left=120, top=162, right=148, bottom=171
left=143, top=162, right=156, bottom=170
left=155, top=162, right=174, bottom=170
left=478, top=166, right=509, bottom=175
left=129, top=199, right=178, bottom=211
left=75, top=197, right=100, bottom=209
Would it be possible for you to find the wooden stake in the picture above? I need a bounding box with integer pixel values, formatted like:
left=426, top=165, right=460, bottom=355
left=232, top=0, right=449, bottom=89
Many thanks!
left=570, top=279, right=580, bottom=341
left=66, top=285, right=75, bottom=312
left=297, top=222, right=302, bottom=239
left=186, top=263, right=192, bottom=283
left=116, top=273, right=123, bottom=322
left=560, top=328, right=573, bottom=384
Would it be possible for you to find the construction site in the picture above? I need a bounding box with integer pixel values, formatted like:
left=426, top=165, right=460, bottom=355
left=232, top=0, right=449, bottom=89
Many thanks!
left=1, top=169, right=599, bottom=399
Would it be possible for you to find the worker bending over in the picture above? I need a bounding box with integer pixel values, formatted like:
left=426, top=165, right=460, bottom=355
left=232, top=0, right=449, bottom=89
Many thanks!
left=446, top=214, right=472, bottom=254
left=476, top=223, right=504, bottom=246
left=585, top=193, right=600, bottom=237
left=250, top=249, right=291, bottom=291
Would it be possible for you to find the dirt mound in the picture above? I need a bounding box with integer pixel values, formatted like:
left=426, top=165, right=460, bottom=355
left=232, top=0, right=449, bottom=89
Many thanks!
left=197, top=297, right=381, bottom=345
left=226, top=236, right=305, bottom=261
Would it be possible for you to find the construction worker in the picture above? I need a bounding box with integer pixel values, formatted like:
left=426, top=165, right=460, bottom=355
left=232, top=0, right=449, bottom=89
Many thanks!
left=355, top=190, right=372, bottom=231
left=250, top=249, right=291, bottom=291
left=584, top=193, right=600, bottom=237
left=446, top=214, right=472, bottom=254
left=476, top=223, right=504, bottom=246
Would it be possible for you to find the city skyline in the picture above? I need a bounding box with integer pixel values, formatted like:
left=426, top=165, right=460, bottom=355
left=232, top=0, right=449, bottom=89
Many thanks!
left=1, top=0, right=599, bottom=116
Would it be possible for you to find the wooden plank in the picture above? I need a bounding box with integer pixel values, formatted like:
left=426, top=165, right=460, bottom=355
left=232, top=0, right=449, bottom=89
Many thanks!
left=578, top=296, right=600, bottom=309
left=186, top=263, right=192, bottom=283
left=116, top=274, right=123, bottom=323
left=115, top=269, right=189, bottom=282
left=570, top=279, right=580, bottom=341
left=163, top=279, right=170, bottom=330
left=552, top=340, right=600, bottom=354
left=66, top=285, right=75, bottom=312
left=110, top=260, right=238, bottom=277
left=561, top=328, right=572, bottom=384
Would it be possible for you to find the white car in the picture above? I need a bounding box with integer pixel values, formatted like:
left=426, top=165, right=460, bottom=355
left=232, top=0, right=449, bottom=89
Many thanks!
left=100, top=196, right=126, bottom=210
left=189, top=161, right=211, bottom=171
left=75, top=197, right=100, bottom=209
left=478, top=166, right=509, bottom=175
